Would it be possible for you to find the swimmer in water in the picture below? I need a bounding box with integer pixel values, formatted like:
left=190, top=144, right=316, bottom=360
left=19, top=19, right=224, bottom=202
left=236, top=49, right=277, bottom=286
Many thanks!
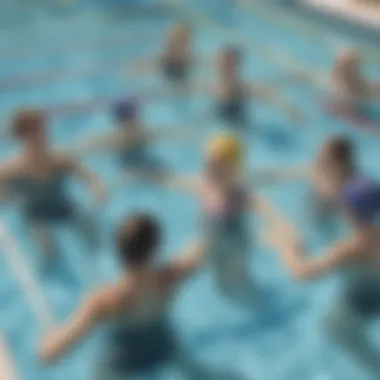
left=142, top=133, right=291, bottom=301
left=132, top=23, right=192, bottom=91
left=293, top=47, right=380, bottom=124
left=330, top=48, right=380, bottom=117
left=70, top=97, right=195, bottom=176
left=39, top=213, right=240, bottom=379
left=264, top=172, right=380, bottom=377
left=269, top=136, right=356, bottom=237
left=0, top=110, right=106, bottom=262
left=202, top=46, right=303, bottom=129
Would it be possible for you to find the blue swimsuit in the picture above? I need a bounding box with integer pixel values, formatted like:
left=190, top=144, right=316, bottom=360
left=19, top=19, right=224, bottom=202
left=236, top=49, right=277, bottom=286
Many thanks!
left=341, top=177, right=380, bottom=316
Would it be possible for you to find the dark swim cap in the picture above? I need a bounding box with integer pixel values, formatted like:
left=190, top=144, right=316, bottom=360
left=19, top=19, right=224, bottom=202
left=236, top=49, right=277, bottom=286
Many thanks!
left=342, top=178, right=380, bottom=222
left=112, top=97, right=138, bottom=122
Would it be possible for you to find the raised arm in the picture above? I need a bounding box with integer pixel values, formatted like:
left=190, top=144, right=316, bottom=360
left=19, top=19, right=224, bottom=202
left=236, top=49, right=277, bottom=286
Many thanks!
left=269, top=229, right=361, bottom=280
left=163, top=240, right=206, bottom=285
left=39, top=291, right=103, bottom=363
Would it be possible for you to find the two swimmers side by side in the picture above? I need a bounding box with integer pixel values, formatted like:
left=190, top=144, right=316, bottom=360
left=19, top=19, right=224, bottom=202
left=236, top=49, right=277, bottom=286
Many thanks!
left=39, top=212, right=243, bottom=380
left=128, top=133, right=295, bottom=304
left=66, top=96, right=201, bottom=178
left=264, top=157, right=380, bottom=378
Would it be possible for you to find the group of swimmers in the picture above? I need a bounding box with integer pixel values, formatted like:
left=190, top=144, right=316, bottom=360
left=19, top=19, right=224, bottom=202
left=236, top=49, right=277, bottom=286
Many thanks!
left=2, top=17, right=380, bottom=380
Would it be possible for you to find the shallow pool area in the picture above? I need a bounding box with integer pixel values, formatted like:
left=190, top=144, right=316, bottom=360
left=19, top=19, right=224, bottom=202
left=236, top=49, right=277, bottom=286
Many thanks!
left=1, top=1, right=380, bottom=380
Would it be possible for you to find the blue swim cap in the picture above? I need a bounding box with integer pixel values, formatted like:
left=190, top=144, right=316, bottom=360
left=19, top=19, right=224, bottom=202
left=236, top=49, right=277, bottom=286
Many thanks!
left=112, top=97, right=138, bottom=122
left=342, top=178, right=380, bottom=222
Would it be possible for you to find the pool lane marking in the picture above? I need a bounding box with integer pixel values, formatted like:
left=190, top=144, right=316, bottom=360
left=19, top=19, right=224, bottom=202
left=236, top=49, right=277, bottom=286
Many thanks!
left=0, top=27, right=169, bottom=92
left=0, top=27, right=152, bottom=61
left=0, top=222, right=55, bottom=329
left=0, top=337, right=19, bottom=380
left=240, top=0, right=380, bottom=63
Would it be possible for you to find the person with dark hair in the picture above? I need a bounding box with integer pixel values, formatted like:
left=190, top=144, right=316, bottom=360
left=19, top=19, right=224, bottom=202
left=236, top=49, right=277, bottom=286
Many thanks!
left=197, top=46, right=303, bottom=129
left=69, top=96, right=194, bottom=176
left=263, top=135, right=356, bottom=236
left=264, top=170, right=380, bottom=378
left=0, top=109, right=105, bottom=262
left=39, top=213, right=240, bottom=379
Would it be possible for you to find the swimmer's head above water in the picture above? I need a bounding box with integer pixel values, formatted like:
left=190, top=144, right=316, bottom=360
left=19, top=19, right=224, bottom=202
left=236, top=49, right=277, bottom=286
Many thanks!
left=205, top=133, right=243, bottom=184
left=112, top=98, right=140, bottom=128
left=167, top=23, right=191, bottom=50
left=318, top=135, right=355, bottom=180
left=11, top=109, right=48, bottom=150
left=333, top=47, right=363, bottom=86
left=117, top=213, right=160, bottom=269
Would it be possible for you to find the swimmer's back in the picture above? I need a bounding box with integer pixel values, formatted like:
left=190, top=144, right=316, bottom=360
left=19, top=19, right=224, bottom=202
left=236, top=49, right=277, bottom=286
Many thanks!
left=95, top=264, right=190, bottom=327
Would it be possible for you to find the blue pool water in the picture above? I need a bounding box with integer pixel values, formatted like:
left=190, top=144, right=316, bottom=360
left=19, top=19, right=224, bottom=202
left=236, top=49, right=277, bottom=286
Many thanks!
left=1, top=1, right=380, bottom=379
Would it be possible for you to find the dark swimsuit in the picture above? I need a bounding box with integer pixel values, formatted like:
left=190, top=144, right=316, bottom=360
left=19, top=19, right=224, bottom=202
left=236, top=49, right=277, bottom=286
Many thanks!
left=98, top=318, right=176, bottom=377
left=11, top=171, right=73, bottom=224
left=119, top=139, right=163, bottom=174
left=161, top=58, right=190, bottom=83
left=345, top=276, right=380, bottom=316
left=340, top=177, right=380, bottom=316
left=203, top=185, right=250, bottom=258
left=217, top=85, right=247, bottom=127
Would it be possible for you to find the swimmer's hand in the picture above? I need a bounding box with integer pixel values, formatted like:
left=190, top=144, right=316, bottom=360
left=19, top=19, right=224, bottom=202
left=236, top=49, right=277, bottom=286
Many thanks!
left=39, top=329, right=62, bottom=364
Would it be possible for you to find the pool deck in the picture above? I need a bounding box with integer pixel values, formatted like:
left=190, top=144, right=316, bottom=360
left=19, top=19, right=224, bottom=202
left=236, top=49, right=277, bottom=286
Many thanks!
left=301, top=0, right=380, bottom=29
left=0, top=337, right=18, bottom=380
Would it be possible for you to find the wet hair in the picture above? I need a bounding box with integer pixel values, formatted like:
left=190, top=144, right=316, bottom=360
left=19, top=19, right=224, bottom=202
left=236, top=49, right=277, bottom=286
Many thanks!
left=327, top=135, right=354, bottom=174
left=11, top=109, right=45, bottom=139
left=112, top=98, right=138, bottom=124
left=117, top=213, right=160, bottom=266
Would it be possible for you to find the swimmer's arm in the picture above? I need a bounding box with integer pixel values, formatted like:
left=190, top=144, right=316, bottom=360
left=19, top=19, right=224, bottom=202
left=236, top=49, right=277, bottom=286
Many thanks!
left=248, top=84, right=304, bottom=124
left=66, top=130, right=127, bottom=155
left=250, top=165, right=311, bottom=186
left=39, top=293, right=102, bottom=363
left=273, top=236, right=360, bottom=280
left=68, top=159, right=107, bottom=202
left=39, top=286, right=130, bottom=363
left=165, top=241, right=206, bottom=283
left=161, top=175, right=202, bottom=194
left=145, top=127, right=198, bottom=143
left=254, top=195, right=296, bottom=237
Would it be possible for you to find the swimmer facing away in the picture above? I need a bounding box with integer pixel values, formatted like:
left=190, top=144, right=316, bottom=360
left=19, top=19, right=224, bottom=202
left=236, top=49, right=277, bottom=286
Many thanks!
left=39, top=213, right=241, bottom=380
left=265, top=156, right=380, bottom=377
left=201, top=46, right=303, bottom=129
left=132, top=23, right=193, bottom=91
left=141, top=133, right=292, bottom=300
left=70, top=97, right=195, bottom=175
left=0, top=110, right=106, bottom=262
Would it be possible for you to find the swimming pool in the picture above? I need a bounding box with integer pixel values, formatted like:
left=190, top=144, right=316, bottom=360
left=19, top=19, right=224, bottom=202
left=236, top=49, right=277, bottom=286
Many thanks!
left=1, top=1, right=380, bottom=379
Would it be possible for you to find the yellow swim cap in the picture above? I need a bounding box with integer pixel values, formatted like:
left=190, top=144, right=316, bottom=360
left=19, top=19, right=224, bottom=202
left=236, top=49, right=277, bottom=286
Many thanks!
left=206, top=133, right=242, bottom=167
